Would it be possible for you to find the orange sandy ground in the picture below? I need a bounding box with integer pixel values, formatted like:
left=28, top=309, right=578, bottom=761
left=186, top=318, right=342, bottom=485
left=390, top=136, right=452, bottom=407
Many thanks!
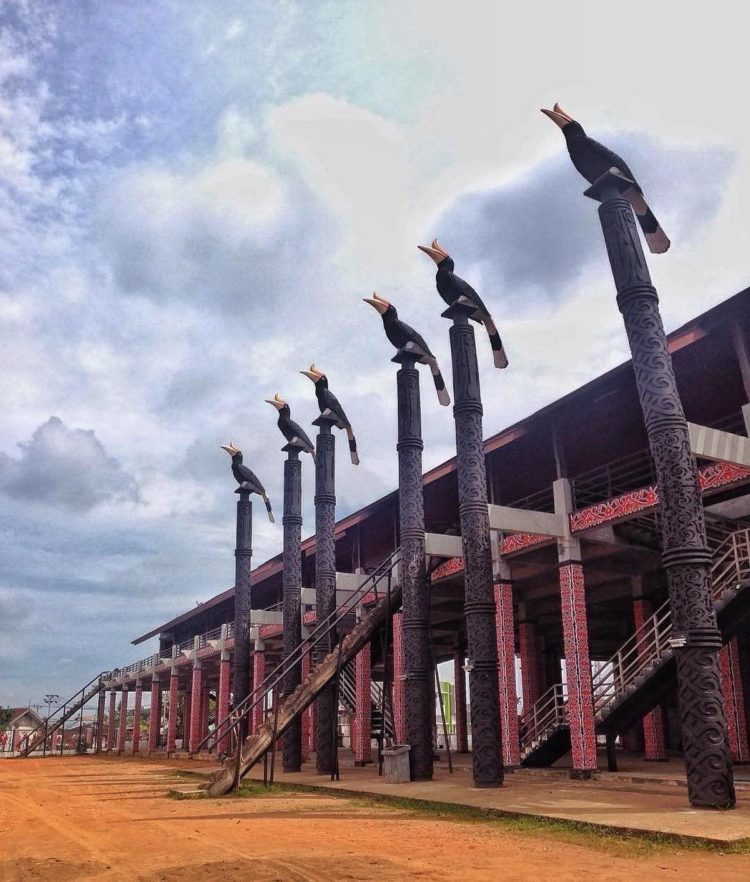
left=1, top=756, right=749, bottom=881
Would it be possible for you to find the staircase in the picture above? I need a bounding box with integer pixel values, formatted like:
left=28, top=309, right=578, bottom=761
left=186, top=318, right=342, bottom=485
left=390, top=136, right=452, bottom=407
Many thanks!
left=339, top=660, right=395, bottom=743
left=520, top=527, right=750, bottom=767
left=205, top=551, right=401, bottom=796
left=20, top=671, right=110, bottom=757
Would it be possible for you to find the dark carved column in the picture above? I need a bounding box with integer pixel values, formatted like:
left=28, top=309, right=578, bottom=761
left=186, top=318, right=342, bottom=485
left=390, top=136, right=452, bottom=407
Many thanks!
left=282, top=445, right=303, bottom=772
left=588, top=170, right=735, bottom=808
left=231, top=488, right=253, bottom=743
left=444, top=301, right=503, bottom=787
left=394, top=350, right=433, bottom=780
left=314, top=415, right=338, bottom=774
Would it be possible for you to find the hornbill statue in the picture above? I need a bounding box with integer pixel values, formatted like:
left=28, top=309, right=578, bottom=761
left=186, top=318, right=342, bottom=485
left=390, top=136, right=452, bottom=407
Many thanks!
left=418, top=240, right=509, bottom=369
left=300, top=364, right=360, bottom=465
left=540, top=103, right=670, bottom=254
left=220, top=442, right=275, bottom=523
left=363, top=292, right=450, bottom=406
left=264, top=392, right=316, bottom=460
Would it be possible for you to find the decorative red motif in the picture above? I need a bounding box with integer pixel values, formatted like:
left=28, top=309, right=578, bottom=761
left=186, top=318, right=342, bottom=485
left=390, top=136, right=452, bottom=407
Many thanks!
left=559, top=563, right=597, bottom=772
left=430, top=556, right=464, bottom=582
left=633, top=598, right=667, bottom=760
left=303, top=611, right=316, bottom=625
left=216, top=658, right=231, bottom=756
left=259, top=624, right=282, bottom=639
left=494, top=581, right=519, bottom=766
left=188, top=664, right=203, bottom=754
left=353, top=643, right=372, bottom=764
left=501, top=532, right=553, bottom=555
left=570, top=485, right=659, bottom=533
left=251, top=651, right=266, bottom=735
left=392, top=612, right=407, bottom=744
left=719, top=638, right=750, bottom=763
left=699, top=461, right=750, bottom=493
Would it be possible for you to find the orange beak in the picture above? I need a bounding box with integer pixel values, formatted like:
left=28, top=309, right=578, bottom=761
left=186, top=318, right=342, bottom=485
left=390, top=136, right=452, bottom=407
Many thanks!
left=418, top=239, right=450, bottom=264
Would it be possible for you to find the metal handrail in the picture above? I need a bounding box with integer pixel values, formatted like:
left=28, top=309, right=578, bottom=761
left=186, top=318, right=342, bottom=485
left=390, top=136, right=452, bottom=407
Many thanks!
left=197, top=549, right=401, bottom=755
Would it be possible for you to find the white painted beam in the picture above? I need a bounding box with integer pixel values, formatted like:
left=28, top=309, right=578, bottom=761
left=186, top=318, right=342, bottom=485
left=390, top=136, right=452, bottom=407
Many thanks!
left=486, top=503, right=565, bottom=537
left=688, top=422, right=750, bottom=467
left=425, top=532, right=464, bottom=558
left=249, top=610, right=283, bottom=625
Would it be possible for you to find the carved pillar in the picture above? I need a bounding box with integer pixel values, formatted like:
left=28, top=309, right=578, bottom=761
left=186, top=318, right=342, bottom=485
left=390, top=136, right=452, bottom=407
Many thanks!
left=719, top=638, right=750, bottom=762
left=453, top=649, right=469, bottom=753
left=633, top=595, right=667, bottom=761
left=95, top=688, right=106, bottom=753
left=148, top=677, right=161, bottom=754
left=392, top=611, right=407, bottom=743
left=187, top=662, right=203, bottom=754
left=494, top=575, right=519, bottom=768
left=282, top=445, right=304, bottom=772
left=166, top=670, right=178, bottom=756
left=394, top=350, right=432, bottom=780
left=131, top=681, right=143, bottom=754
left=444, top=301, right=502, bottom=787
left=216, top=651, right=231, bottom=755
left=301, top=648, right=311, bottom=762
left=107, top=689, right=117, bottom=752
left=313, top=414, right=338, bottom=774
left=117, top=687, right=128, bottom=754
left=519, top=619, right=541, bottom=713
left=251, top=642, right=266, bottom=735
left=231, top=488, right=253, bottom=746
left=353, top=641, right=373, bottom=765
left=589, top=171, right=735, bottom=807
left=182, top=691, right=191, bottom=751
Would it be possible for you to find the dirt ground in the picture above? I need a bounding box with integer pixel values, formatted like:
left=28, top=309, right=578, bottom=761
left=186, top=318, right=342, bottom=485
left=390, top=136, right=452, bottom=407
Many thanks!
left=0, top=757, right=748, bottom=881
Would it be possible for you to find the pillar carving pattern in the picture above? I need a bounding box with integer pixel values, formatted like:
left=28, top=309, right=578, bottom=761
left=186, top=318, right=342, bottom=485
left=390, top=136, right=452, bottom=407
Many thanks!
left=392, top=611, right=407, bottom=744
left=166, top=671, right=178, bottom=755
left=494, top=581, right=519, bottom=767
left=353, top=643, right=373, bottom=765
left=719, top=638, right=750, bottom=763
left=282, top=450, right=303, bottom=772
left=453, top=650, right=468, bottom=753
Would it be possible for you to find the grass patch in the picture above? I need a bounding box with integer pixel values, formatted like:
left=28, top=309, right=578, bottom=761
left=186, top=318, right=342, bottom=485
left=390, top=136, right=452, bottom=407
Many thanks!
left=167, top=788, right=206, bottom=800
left=231, top=780, right=750, bottom=857
left=170, top=769, right=205, bottom=780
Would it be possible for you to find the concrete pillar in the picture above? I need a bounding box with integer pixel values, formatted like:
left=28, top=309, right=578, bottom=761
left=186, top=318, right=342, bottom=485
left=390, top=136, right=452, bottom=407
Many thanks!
left=148, top=677, right=161, bottom=754
left=117, top=687, right=129, bottom=754
left=519, top=619, right=541, bottom=713
left=201, top=682, right=211, bottom=742
left=107, top=689, right=117, bottom=752
left=216, top=651, right=231, bottom=755
left=453, top=649, right=468, bottom=753
left=188, top=662, right=203, bottom=754
left=494, top=576, right=520, bottom=768
left=353, top=641, right=372, bottom=765
left=183, top=691, right=191, bottom=750
left=166, top=670, right=178, bottom=756
left=251, top=644, right=266, bottom=735
left=131, top=681, right=143, bottom=754
left=719, top=638, right=750, bottom=762
left=392, top=611, right=407, bottom=744
left=95, top=688, right=106, bottom=754
left=633, top=594, right=667, bottom=761
left=301, top=647, right=311, bottom=762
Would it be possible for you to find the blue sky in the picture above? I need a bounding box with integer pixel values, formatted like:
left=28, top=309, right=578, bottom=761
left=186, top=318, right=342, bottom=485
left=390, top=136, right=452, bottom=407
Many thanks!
left=1, top=0, right=747, bottom=705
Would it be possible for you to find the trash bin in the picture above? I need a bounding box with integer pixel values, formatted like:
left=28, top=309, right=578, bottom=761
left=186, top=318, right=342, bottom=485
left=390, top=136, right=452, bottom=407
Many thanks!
left=382, top=744, right=411, bottom=783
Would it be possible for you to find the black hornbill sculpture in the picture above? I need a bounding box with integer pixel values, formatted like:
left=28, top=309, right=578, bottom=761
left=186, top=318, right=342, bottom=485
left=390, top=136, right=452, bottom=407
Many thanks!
left=300, top=364, right=359, bottom=465
left=363, top=292, right=450, bottom=406
left=220, top=443, right=275, bottom=523
left=418, top=240, right=509, bottom=369
left=541, top=103, right=670, bottom=254
left=264, top=392, right=316, bottom=460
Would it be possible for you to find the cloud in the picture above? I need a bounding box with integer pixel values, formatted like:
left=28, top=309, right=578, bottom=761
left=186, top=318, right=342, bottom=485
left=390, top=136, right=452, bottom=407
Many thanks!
left=0, top=417, right=139, bottom=511
left=434, top=133, right=734, bottom=310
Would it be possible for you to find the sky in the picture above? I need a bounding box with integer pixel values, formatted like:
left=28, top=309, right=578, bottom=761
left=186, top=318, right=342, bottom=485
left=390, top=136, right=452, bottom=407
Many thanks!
left=1, top=0, right=748, bottom=706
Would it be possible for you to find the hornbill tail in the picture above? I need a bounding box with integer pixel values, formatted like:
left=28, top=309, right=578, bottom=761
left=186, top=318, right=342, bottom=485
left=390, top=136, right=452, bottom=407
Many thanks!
left=346, top=426, right=359, bottom=465
left=625, top=188, right=671, bottom=253
left=262, top=492, right=275, bottom=524
left=483, top=315, right=509, bottom=369
left=426, top=356, right=451, bottom=406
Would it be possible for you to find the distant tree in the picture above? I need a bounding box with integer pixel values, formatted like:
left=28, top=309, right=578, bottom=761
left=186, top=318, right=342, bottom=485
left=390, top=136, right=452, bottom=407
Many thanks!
left=0, top=708, right=13, bottom=730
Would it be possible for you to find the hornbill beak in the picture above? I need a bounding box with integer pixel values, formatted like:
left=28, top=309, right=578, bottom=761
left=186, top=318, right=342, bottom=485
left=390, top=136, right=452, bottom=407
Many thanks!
left=221, top=442, right=240, bottom=456
left=363, top=292, right=389, bottom=315
left=540, top=103, right=574, bottom=128
left=300, top=363, right=325, bottom=383
left=418, top=238, right=450, bottom=264
left=264, top=393, right=286, bottom=410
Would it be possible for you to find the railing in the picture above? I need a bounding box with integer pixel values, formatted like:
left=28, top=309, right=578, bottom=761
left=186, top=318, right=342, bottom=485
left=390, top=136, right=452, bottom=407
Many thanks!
left=198, top=549, right=401, bottom=756
left=21, top=671, right=110, bottom=756
left=338, top=661, right=395, bottom=739
left=520, top=526, right=750, bottom=759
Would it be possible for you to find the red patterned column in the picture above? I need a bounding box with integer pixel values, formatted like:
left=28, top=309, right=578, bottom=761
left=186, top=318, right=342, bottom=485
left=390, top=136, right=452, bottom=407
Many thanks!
left=131, top=681, right=143, bottom=754
left=216, top=653, right=230, bottom=755
left=519, top=620, right=541, bottom=713
left=301, top=648, right=311, bottom=762
left=117, top=687, right=129, bottom=754
left=559, top=562, right=597, bottom=776
left=353, top=642, right=373, bottom=765
left=392, top=612, right=407, bottom=743
left=494, top=580, right=520, bottom=767
left=251, top=647, right=266, bottom=735
left=201, top=682, right=211, bottom=742
left=633, top=596, right=667, bottom=761
left=188, top=662, right=203, bottom=754
left=106, top=689, right=117, bottom=752
left=453, top=650, right=468, bottom=753
left=182, top=692, right=191, bottom=751
left=95, top=688, right=106, bottom=753
left=166, top=670, right=178, bottom=756
left=719, top=638, right=750, bottom=762
left=148, top=677, right=161, bottom=754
